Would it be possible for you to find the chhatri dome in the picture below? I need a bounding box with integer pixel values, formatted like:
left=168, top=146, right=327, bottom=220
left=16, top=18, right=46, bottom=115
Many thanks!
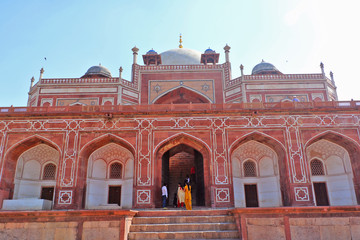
left=252, top=60, right=281, bottom=75
left=146, top=49, right=158, bottom=55
left=81, top=64, right=112, bottom=78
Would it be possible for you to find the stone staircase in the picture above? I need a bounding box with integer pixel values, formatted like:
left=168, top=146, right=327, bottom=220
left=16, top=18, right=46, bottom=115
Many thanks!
left=128, top=209, right=240, bottom=240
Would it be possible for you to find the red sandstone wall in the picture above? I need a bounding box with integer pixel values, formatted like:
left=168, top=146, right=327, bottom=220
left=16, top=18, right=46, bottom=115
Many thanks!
left=0, top=104, right=360, bottom=209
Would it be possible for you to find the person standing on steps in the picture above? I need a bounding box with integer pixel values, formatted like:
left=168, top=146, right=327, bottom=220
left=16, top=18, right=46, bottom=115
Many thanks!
left=162, top=183, right=168, bottom=209
left=184, top=181, right=192, bottom=210
left=177, top=183, right=185, bottom=208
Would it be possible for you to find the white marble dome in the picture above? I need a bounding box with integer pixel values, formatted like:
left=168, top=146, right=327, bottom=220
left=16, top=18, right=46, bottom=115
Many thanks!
left=160, top=48, right=201, bottom=65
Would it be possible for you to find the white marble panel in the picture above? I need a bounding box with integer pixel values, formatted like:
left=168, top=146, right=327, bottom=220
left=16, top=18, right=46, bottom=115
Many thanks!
left=2, top=199, right=52, bottom=210
left=87, top=179, right=108, bottom=208
left=326, top=156, right=345, bottom=175
left=259, top=157, right=275, bottom=177
left=23, top=160, right=41, bottom=179
left=16, top=180, right=41, bottom=199
left=121, top=179, right=133, bottom=208
left=92, top=159, right=106, bottom=178
left=233, top=178, right=245, bottom=208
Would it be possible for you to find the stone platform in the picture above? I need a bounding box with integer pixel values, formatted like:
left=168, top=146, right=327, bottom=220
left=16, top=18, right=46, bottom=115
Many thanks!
left=0, top=207, right=360, bottom=239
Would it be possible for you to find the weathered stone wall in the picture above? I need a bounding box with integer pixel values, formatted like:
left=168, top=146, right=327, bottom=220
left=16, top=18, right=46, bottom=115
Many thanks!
left=0, top=209, right=137, bottom=240
left=233, top=206, right=360, bottom=240
left=0, top=221, right=78, bottom=240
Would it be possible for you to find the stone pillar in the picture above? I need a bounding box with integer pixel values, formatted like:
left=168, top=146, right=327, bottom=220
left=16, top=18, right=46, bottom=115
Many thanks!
left=39, top=68, right=44, bottom=81
left=30, top=76, right=35, bottom=88
left=119, top=66, right=123, bottom=80
left=27, top=77, right=35, bottom=106
left=320, top=62, right=325, bottom=77
left=330, top=71, right=335, bottom=84
left=53, top=122, right=80, bottom=210
left=240, top=65, right=247, bottom=103
left=224, top=44, right=230, bottom=62
left=284, top=121, right=314, bottom=206
left=132, top=46, right=139, bottom=64
left=134, top=120, right=154, bottom=208
left=211, top=117, right=233, bottom=207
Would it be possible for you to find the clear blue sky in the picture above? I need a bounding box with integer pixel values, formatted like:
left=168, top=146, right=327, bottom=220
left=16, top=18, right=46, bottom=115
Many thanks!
left=1, top=0, right=359, bottom=106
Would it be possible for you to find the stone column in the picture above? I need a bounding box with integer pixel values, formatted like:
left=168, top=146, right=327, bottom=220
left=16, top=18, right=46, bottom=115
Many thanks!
left=224, top=44, right=230, bottom=62
left=132, top=46, right=139, bottom=64
left=119, top=66, right=123, bottom=80
left=39, top=68, right=44, bottom=81
left=320, top=62, right=325, bottom=77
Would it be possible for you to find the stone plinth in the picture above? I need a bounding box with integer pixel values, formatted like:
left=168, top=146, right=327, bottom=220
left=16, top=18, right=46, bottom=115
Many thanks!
left=2, top=199, right=52, bottom=211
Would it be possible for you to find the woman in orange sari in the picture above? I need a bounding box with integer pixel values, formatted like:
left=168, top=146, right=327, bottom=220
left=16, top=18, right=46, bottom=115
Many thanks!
left=184, top=182, right=192, bottom=210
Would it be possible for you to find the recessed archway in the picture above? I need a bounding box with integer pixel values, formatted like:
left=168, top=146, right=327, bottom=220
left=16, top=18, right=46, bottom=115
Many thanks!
left=230, top=132, right=290, bottom=206
left=0, top=135, right=61, bottom=207
left=231, top=140, right=282, bottom=207
left=155, top=134, right=211, bottom=208
left=86, top=143, right=134, bottom=209
left=77, top=134, right=135, bottom=209
left=305, top=131, right=360, bottom=204
left=14, top=144, right=59, bottom=201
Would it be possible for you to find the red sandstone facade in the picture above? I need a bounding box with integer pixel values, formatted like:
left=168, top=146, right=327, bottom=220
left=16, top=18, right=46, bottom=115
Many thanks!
left=1, top=45, right=358, bottom=211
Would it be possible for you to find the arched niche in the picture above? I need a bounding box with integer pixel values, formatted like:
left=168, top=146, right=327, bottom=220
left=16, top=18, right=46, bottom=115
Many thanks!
left=230, top=132, right=290, bottom=206
left=1, top=136, right=61, bottom=205
left=13, top=144, right=59, bottom=202
left=85, top=143, right=134, bottom=209
left=76, top=134, right=135, bottom=209
left=231, top=140, right=282, bottom=208
left=306, top=139, right=356, bottom=206
left=305, top=131, right=360, bottom=204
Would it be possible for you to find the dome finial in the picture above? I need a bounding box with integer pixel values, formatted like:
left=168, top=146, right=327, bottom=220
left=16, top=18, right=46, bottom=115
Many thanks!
left=179, top=33, right=183, bottom=48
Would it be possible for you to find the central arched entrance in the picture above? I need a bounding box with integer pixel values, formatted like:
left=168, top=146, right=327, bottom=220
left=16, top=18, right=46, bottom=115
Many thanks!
left=162, top=144, right=205, bottom=207
left=155, top=134, right=211, bottom=208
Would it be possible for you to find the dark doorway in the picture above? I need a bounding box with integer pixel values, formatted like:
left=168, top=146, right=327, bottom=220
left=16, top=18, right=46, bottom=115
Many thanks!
left=162, top=144, right=205, bottom=207
left=108, top=186, right=121, bottom=206
left=244, top=184, right=259, bottom=207
left=313, top=182, right=329, bottom=206
left=41, top=187, right=54, bottom=201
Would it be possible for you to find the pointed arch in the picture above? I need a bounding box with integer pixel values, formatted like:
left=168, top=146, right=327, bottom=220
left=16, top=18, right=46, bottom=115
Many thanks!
left=76, top=134, right=135, bottom=209
left=153, top=86, right=212, bottom=104
left=154, top=132, right=212, bottom=207
left=304, top=130, right=360, bottom=204
left=3, top=135, right=61, bottom=162
left=80, top=133, right=135, bottom=158
left=0, top=135, right=61, bottom=206
left=229, top=131, right=286, bottom=155
left=230, top=131, right=290, bottom=206
left=304, top=130, right=360, bottom=150
left=154, top=132, right=211, bottom=156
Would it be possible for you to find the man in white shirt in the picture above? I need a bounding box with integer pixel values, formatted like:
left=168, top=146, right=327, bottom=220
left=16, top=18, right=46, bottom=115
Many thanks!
left=162, top=183, right=168, bottom=208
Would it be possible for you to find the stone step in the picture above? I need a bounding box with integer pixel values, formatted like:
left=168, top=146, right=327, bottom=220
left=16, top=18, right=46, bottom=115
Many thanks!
left=132, top=215, right=235, bottom=224
left=135, top=209, right=231, bottom=217
left=130, top=222, right=237, bottom=232
left=128, top=230, right=240, bottom=240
